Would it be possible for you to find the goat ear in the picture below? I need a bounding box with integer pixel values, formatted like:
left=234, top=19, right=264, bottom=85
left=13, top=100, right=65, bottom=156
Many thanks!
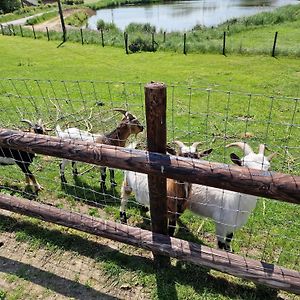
left=230, top=153, right=242, bottom=166
left=199, top=148, right=213, bottom=157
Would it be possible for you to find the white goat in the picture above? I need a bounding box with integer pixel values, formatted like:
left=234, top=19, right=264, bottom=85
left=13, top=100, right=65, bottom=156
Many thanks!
left=188, top=142, right=276, bottom=251
left=120, top=141, right=212, bottom=235
left=55, top=109, right=143, bottom=191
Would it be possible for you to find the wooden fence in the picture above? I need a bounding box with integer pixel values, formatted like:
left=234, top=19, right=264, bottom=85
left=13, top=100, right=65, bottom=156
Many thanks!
left=0, top=83, right=299, bottom=294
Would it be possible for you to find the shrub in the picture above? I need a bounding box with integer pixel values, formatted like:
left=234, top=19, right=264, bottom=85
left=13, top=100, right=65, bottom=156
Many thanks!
left=96, top=19, right=118, bottom=31
left=125, top=22, right=156, bottom=33
left=65, top=11, right=89, bottom=27
left=62, top=0, right=84, bottom=5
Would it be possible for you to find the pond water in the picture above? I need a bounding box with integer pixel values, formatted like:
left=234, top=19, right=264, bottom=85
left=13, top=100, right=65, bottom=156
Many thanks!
left=88, top=0, right=299, bottom=32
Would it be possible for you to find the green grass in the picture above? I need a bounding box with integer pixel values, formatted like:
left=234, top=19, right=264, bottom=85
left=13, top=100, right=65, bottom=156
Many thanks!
left=0, top=35, right=299, bottom=299
left=0, top=4, right=56, bottom=23
left=25, top=11, right=58, bottom=26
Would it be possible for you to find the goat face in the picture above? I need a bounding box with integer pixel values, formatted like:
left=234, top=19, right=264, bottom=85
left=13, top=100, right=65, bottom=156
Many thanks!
left=122, top=112, right=144, bottom=135
left=21, top=119, right=46, bottom=135
left=227, top=142, right=275, bottom=171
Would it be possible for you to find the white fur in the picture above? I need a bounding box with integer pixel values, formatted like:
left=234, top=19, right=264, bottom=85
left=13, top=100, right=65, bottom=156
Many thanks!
left=188, top=144, right=273, bottom=250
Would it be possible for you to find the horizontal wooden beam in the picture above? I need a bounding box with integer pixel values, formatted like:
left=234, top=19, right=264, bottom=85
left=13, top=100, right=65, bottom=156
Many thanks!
left=0, top=193, right=299, bottom=294
left=0, top=129, right=299, bottom=204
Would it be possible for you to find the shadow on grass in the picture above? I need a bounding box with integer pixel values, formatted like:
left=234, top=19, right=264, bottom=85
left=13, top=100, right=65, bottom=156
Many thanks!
left=0, top=184, right=38, bottom=200
left=0, top=214, right=282, bottom=300
left=0, top=256, right=119, bottom=300
left=60, top=175, right=121, bottom=208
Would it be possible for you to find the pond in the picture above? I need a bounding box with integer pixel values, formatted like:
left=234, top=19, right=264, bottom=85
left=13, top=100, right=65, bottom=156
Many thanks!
left=88, top=0, right=299, bottom=32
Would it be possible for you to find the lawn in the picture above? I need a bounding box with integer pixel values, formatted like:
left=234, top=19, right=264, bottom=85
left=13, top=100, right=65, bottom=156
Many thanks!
left=0, top=35, right=299, bottom=299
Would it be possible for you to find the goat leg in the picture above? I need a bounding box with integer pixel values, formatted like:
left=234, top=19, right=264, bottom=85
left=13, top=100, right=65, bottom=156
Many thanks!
left=100, top=167, right=107, bottom=192
left=109, top=168, right=117, bottom=188
left=59, top=161, right=68, bottom=183
left=72, top=161, right=78, bottom=176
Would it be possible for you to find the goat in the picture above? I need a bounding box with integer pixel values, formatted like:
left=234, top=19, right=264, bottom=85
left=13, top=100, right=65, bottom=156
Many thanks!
left=55, top=109, right=144, bottom=191
left=0, top=119, right=47, bottom=192
left=188, top=142, right=276, bottom=251
left=120, top=141, right=212, bottom=236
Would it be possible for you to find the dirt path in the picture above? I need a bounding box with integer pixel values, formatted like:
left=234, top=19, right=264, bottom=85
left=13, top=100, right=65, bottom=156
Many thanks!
left=0, top=209, right=150, bottom=299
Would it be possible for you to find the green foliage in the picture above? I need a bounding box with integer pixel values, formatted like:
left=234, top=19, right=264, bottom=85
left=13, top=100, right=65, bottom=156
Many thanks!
left=96, top=19, right=118, bottom=31
left=0, top=0, right=20, bottom=14
left=0, top=289, right=6, bottom=300
left=128, top=36, right=156, bottom=52
left=125, top=22, right=156, bottom=33
left=0, top=4, right=55, bottom=23
left=25, top=10, right=57, bottom=26
left=65, top=11, right=88, bottom=27
left=62, top=0, right=84, bottom=4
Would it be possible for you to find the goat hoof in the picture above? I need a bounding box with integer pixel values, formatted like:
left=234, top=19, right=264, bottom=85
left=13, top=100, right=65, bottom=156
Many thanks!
left=61, top=176, right=67, bottom=184
left=0, top=242, right=3, bottom=247
left=100, top=184, right=107, bottom=193
left=111, top=181, right=117, bottom=188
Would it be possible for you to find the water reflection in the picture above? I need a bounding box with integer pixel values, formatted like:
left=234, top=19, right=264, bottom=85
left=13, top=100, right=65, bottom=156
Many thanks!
left=88, top=0, right=299, bottom=32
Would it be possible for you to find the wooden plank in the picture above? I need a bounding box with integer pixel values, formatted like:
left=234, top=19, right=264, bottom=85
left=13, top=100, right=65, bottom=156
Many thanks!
left=0, top=128, right=299, bottom=204
left=0, top=193, right=299, bottom=294
left=145, top=82, right=169, bottom=265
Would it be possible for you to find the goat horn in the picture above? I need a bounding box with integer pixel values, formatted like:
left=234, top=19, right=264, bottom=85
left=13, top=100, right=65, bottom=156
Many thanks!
left=173, top=140, right=186, bottom=149
left=191, top=142, right=202, bottom=151
left=225, top=142, right=254, bottom=155
left=267, top=152, right=277, bottom=161
left=37, top=119, right=43, bottom=126
left=20, top=119, right=34, bottom=127
left=113, top=109, right=127, bottom=115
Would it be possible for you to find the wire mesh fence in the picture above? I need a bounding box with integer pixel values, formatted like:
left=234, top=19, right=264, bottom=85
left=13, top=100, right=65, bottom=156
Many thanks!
left=0, top=78, right=299, bottom=279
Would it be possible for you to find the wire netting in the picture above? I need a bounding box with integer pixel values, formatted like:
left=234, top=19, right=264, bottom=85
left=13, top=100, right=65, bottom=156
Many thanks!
left=0, top=78, right=299, bottom=275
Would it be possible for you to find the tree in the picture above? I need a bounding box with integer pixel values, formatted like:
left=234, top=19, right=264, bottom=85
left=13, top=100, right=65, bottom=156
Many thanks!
left=0, top=0, right=21, bottom=13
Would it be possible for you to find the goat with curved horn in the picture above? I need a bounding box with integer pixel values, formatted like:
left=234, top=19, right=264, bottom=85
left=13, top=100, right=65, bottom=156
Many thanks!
left=20, top=119, right=34, bottom=127
left=226, top=142, right=254, bottom=155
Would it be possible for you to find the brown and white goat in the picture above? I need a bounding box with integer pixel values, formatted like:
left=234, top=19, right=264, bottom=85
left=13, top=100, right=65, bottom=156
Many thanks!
left=55, top=109, right=144, bottom=191
left=120, top=141, right=212, bottom=235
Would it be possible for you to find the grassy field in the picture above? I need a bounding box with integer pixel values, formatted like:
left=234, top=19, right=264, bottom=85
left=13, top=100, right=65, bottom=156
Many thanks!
left=0, top=35, right=299, bottom=299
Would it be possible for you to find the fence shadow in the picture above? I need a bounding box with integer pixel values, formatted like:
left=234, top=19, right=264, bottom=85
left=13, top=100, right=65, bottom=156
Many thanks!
left=0, top=213, right=282, bottom=300
left=61, top=175, right=120, bottom=208
left=0, top=256, right=119, bottom=300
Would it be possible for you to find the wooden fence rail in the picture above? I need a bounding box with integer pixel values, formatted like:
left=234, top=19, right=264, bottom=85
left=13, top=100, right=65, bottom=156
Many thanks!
left=0, top=128, right=299, bottom=205
left=0, top=193, right=299, bottom=294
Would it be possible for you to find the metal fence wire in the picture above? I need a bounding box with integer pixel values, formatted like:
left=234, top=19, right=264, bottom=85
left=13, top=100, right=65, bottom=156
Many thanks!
left=0, top=78, right=299, bottom=275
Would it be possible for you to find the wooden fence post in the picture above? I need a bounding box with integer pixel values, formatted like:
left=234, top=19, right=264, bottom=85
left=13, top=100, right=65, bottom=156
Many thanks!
left=124, top=32, right=129, bottom=54
left=272, top=31, right=278, bottom=57
left=19, top=25, right=23, bottom=37
left=163, top=31, right=166, bottom=43
left=32, top=25, right=36, bottom=39
left=100, top=28, right=104, bottom=47
left=46, top=27, right=50, bottom=41
left=144, top=82, right=169, bottom=266
left=223, top=31, right=226, bottom=56
left=0, top=24, right=4, bottom=35
left=80, top=28, right=84, bottom=45
left=183, top=33, right=187, bottom=55
left=151, top=32, right=154, bottom=51
left=57, top=0, right=67, bottom=42
left=11, top=24, right=15, bottom=36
